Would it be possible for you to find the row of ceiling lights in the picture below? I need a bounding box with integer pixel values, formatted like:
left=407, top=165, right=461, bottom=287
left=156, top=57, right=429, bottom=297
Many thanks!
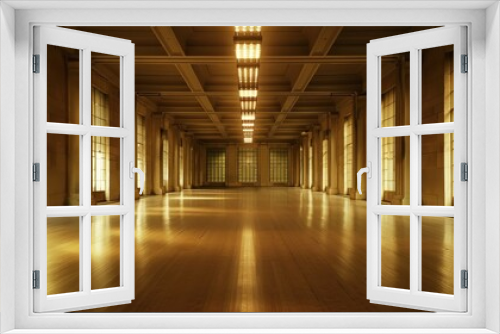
left=234, top=26, right=262, bottom=143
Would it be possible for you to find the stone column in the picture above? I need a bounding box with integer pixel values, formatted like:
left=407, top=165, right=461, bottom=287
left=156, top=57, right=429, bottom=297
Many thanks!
left=328, top=114, right=339, bottom=195
left=301, top=133, right=311, bottom=189
left=300, top=135, right=307, bottom=188
left=350, top=97, right=358, bottom=200
left=355, top=97, right=367, bottom=200
left=166, top=125, right=175, bottom=192
left=259, top=144, right=270, bottom=187
left=200, top=145, right=207, bottom=186
left=183, top=135, right=193, bottom=189
left=192, top=142, right=199, bottom=188
left=291, top=144, right=299, bottom=187
left=150, top=113, right=163, bottom=195
left=312, top=126, right=322, bottom=191
left=173, top=127, right=182, bottom=192
left=226, top=144, right=238, bottom=187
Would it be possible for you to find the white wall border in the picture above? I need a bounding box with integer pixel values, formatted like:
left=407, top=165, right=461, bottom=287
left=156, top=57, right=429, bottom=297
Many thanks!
left=0, top=3, right=494, bottom=333
left=485, top=2, right=500, bottom=333
left=0, top=1, right=17, bottom=333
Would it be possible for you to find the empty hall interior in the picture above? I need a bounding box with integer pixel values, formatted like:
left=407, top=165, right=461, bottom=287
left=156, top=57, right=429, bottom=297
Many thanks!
left=47, top=26, right=455, bottom=312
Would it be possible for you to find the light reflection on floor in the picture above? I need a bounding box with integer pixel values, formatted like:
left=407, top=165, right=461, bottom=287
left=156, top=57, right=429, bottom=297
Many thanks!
left=44, top=188, right=455, bottom=312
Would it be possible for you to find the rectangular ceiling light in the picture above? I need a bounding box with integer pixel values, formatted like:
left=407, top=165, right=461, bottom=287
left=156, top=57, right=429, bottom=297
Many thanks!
left=235, top=43, right=261, bottom=61
left=235, top=26, right=262, bottom=34
left=239, top=89, right=258, bottom=98
left=235, top=26, right=262, bottom=143
left=241, top=101, right=257, bottom=111
left=242, top=111, right=256, bottom=121
left=237, top=66, right=259, bottom=86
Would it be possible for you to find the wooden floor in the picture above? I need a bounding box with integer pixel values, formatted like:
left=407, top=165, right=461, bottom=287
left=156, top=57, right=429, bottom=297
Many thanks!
left=47, top=188, right=454, bottom=312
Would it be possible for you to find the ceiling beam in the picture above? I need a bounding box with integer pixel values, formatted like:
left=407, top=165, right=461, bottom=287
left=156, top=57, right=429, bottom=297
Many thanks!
left=137, top=89, right=359, bottom=97
left=93, top=55, right=398, bottom=65
left=136, top=84, right=362, bottom=95
left=160, top=109, right=333, bottom=114
left=268, top=26, right=344, bottom=138
left=150, top=26, right=227, bottom=138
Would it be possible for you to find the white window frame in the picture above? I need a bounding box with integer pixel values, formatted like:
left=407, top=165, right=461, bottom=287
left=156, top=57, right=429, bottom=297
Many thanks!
left=1, top=2, right=498, bottom=333
left=32, top=25, right=136, bottom=313
left=366, top=26, right=467, bottom=312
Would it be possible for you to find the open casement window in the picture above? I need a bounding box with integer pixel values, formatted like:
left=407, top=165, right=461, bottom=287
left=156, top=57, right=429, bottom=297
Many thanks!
left=365, top=26, right=467, bottom=312
left=33, top=26, right=136, bottom=312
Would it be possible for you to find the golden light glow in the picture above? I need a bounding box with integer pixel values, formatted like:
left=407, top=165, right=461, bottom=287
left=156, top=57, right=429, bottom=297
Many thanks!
left=241, top=101, right=257, bottom=111
left=239, top=89, right=258, bottom=98
left=243, top=138, right=253, bottom=143
left=237, top=66, right=259, bottom=85
left=235, top=26, right=262, bottom=143
left=242, top=111, right=256, bottom=121
left=235, top=26, right=262, bottom=34
left=235, top=43, right=261, bottom=60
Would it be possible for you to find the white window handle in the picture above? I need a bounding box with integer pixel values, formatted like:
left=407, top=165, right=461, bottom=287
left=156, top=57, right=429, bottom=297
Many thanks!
left=129, top=161, right=145, bottom=195
left=357, top=162, right=372, bottom=195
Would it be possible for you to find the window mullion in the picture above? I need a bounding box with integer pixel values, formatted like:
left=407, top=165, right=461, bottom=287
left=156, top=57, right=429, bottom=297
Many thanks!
left=409, top=47, right=420, bottom=294
left=81, top=48, right=93, bottom=295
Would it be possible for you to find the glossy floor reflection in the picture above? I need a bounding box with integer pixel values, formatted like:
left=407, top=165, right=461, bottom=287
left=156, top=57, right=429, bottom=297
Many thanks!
left=63, top=188, right=453, bottom=312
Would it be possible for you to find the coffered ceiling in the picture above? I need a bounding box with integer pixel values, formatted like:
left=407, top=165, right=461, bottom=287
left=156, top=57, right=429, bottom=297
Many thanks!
left=72, top=26, right=432, bottom=143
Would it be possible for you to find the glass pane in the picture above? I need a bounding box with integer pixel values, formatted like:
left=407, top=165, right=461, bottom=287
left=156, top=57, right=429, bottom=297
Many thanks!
left=206, top=148, right=226, bottom=183
left=421, top=216, right=454, bottom=294
left=238, top=147, right=258, bottom=183
left=381, top=215, right=410, bottom=290
left=47, top=134, right=80, bottom=206
left=91, top=52, right=120, bottom=127
left=381, top=52, right=410, bottom=127
left=91, top=215, right=121, bottom=290
left=270, top=148, right=288, bottom=184
left=421, top=133, right=454, bottom=206
left=47, top=217, right=80, bottom=295
left=91, top=137, right=121, bottom=205
left=380, top=136, right=410, bottom=205
left=47, top=45, right=80, bottom=124
left=421, top=45, right=454, bottom=124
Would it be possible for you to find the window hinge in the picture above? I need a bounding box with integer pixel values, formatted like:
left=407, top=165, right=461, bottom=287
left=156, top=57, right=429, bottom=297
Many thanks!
left=33, top=270, right=40, bottom=289
left=33, top=163, right=40, bottom=182
left=33, top=54, right=40, bottom=73
left=461, top=162, right=468, bottom=182
left=461, top=270, right=468, bottom=289
left=461, top=54, right=468, bottom=73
